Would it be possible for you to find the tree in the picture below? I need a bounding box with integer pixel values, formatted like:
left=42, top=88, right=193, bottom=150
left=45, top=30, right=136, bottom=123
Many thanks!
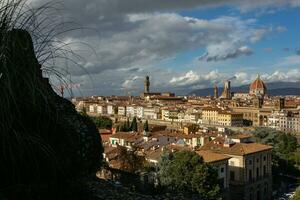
left=80, top=106, right=88, bottom=116
left=158, top=150, right=221, bottom=199
left=252, top=127, right=300, bottom=189
left=251, top=127, right=277, bottom=145
left=126, top=118, right=131, bottom=130
left=117, top=145, right=145, bottom=173
left=119, top=121, right=129, bottom=132
left=294, top=148, right=300, bottom=166
left=252, top=128, right=298, bottom=159
left=130, top=117, right=138, bottom=132
left=91, top=116, right=113, bottom=129
left=144, top=120, right=149, bottom=132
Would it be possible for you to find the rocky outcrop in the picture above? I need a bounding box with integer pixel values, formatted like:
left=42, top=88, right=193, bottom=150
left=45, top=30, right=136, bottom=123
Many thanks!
left=0, top=29, right=103, bottom=199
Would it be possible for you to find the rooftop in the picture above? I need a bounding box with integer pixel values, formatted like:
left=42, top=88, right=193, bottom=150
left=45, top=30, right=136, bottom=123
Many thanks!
left=196, top=150, right=231, bottom=163
left=200, top=137, right=273, bottom=156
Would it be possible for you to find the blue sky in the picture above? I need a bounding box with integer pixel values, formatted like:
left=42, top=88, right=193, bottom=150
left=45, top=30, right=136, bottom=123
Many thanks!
left=168, top=6, right=300, bottom=77
left=30, top=0, right=300, bottom=96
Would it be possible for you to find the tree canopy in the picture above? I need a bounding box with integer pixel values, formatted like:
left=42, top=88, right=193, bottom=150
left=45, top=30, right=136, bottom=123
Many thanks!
left=252, top=127, right=300, bottom=191
left=158, top=150, right=221, bottom=199
left=90, top=116, right=113, bottom=129
left=117, top=146, right=145, bottom=173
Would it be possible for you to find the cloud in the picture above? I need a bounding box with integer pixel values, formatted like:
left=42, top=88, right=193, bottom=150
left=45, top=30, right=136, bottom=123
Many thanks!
left=62, top=14, right=269, bottom=76
left=121, top=75, right=142, bottom=89
left=169, top=70, right=228, bottom=88
left=169, top=68, right=300, bottom=90
left=199, top=46, right=253, bottom=62
left=234, top=72, right=251, bottom=84
left=263, top=69, right=300, bottom=82
left=170, top=71, right=200, bottom=86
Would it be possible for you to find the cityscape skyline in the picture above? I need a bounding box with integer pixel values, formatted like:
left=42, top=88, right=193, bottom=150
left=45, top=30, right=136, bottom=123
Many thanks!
left=2, top=1, right=300, bottom=199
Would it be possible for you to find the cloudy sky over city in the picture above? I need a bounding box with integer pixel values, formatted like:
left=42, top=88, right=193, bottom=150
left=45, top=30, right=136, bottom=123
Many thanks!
left=29, top=0, right=300, bottom=96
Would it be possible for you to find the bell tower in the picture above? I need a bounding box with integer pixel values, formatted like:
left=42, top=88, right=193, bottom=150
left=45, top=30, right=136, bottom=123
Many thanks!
left=214, top=84, right=218, bottom=99
left=144, top=76, right=150, bottom=93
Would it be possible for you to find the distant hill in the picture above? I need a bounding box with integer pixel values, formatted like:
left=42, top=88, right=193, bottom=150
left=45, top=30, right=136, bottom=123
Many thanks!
left=189, top=82, right=300, bottom=96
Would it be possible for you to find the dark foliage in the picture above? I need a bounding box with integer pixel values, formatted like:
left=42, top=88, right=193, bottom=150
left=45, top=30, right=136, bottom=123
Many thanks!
left=0, top=9, right=103, bottom=200
left=158, top=150, right=221, bottom=199
left=130, top=117, right=138, bottom=132
left=117, top=146, right=145, bottom=173
left=144, top=120, right=149, bottom=132
left=91, top=116, right=113, bottom=129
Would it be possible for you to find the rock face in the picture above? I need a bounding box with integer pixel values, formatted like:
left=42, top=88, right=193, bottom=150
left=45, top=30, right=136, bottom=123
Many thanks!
left=0, top=29, right=103, bottom=199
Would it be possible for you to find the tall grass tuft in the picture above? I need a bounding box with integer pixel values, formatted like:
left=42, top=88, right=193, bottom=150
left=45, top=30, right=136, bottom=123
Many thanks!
left=0, top=1, right=100, bottom=199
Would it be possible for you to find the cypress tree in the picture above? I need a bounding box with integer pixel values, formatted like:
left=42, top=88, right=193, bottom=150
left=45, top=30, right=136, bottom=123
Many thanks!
left=144, top=120, right=149, bottom=132
left=130, top=117, right=138, bottom=132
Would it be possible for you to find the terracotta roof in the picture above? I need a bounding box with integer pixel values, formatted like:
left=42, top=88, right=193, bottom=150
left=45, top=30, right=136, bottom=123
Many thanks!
left=202, top=107, right=220, bottom=111
left=200, top=137, right=272, bottom=156
left=229, top=133, right=252, bottom=139
left=101, top=134, right=112, bottom=142
left=166, top=144, right=192, bottom=152
left=250, top=75, right=267, bottom=91
left=180, top=134, right=203, bottom=139
left=109, top=132, right=142, bottom=142
left=196, top=150, right=231, bottom=163
left=145, top=149, right=163, bottom=161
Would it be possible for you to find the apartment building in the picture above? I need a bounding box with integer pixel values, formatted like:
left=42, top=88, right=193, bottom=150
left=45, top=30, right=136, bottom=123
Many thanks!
left=279, top=111, right=300, bottom=133
left=143, top=107, right=160, bottom=120
left=200, top=136, right=273, bottom=200
left=117, top=105, right=127, bottom=116
left=202, top=107, right=220, bottom=125
left=218, top=111, right=243, bottom=126
left=202, top=107, right=243, bottom=127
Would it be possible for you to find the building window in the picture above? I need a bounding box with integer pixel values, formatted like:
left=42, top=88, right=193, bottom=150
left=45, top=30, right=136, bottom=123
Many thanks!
left=230, top=171, right=235, bottom=181
left=264, top=184, right=268, bottom=193
left=249, top=160, right=252, bottom=165
left=263, top=165, right=266, bottom=175
left=249, top=169, right=252, bottom=181
left=263, top=156, right=266, bottom=161
left=257, top=167, right=260, bottom=178
left=221, top=167, right=224, bottom=173
left=257, top=158, right=259, bottom=163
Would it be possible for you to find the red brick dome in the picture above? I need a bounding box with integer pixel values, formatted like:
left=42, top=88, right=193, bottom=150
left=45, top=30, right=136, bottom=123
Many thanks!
left=250, top=75, right=267, bottom=91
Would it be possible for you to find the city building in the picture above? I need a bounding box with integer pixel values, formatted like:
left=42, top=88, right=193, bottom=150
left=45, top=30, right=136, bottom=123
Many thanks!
left=200, top=136, right=273, bottom=200
left=279, top=111, right=300, bottom=133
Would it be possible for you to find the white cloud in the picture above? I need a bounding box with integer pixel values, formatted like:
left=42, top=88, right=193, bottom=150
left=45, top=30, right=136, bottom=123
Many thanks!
left=264, top=69, right=300, bottom=82
left=170, top=71, right=200, bottom=86
left=64, top=14, right=271, bottom=77
left=122, top=76, right=142, bottom=89
left=234, top=72, right=250, bottom=84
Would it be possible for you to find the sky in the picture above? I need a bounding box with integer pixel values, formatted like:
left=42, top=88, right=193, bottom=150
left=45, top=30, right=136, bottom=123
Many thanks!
left=28, top=0, right=300, bottom=96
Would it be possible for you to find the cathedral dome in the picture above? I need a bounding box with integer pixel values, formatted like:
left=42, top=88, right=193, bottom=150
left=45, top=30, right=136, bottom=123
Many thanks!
left=250, top=75, right=266, bottom=90
left=249, top=74, right=267, bottom=96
